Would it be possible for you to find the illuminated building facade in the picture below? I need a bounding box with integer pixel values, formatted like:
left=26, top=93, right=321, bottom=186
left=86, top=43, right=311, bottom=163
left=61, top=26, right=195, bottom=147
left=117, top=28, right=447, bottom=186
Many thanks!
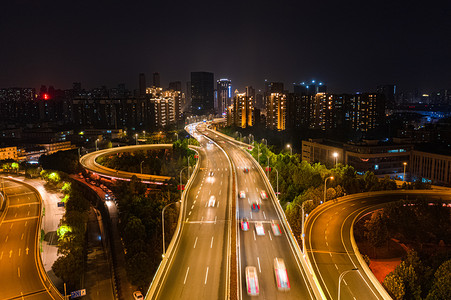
left=265, top=92, right=286, bottom=130
left=216, top=79, right=232, bottom=115
left=231, top=91, right=253, bottom=128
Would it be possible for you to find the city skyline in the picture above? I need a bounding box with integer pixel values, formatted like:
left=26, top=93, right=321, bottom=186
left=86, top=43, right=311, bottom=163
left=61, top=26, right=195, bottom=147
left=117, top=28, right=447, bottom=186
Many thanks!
left=1, top=1, right=450, bottom=93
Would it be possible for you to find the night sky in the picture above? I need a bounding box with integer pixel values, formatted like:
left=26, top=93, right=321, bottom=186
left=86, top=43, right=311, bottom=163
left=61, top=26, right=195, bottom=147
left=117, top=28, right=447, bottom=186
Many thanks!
left=1, top=0, right=450, bottom=93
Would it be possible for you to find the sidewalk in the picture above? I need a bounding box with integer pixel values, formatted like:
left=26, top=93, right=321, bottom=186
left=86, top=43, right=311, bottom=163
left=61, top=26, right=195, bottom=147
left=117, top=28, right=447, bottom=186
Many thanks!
left=21, top=177, right=65, bottom=289
left=85, top=207, right=114, bottom=300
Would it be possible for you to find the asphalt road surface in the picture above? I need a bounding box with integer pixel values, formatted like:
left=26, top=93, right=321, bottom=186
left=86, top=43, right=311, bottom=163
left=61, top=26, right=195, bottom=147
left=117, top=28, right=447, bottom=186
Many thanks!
left=0, top=177, right=62, bottom=300
left=203, top=130, right=317, bottom=300
left=305, top=190, right=451, bottom=300
left=151, top=127, right=232, bottom=300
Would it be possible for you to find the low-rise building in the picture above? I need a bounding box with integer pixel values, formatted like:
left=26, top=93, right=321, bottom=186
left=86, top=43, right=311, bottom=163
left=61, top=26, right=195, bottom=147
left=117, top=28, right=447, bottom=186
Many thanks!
left=0, top=146, right=18, bottom=160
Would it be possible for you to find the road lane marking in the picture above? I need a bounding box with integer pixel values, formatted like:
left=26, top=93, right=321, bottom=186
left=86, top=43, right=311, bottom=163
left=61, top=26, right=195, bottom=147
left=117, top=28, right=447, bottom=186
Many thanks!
left=254, top=179, right=256, bottom=183
left=204, top=267, right=209, bottom=284
left=214, top=216, right=217, bottom=224
left=268, top=231, right=272, bottom=241
left=217, top=201, right=219, bottom=207
left=9, top=250, right=12, bottom=258
left=344, top=279, right=348, bottom=285
left=263, top=211, right=266, bottom=220
left=184, top=267, right=190, bottom=284
left=326, top=241, right=329, bottom=246
left=186, top=218, right=189, bottom=222
left=257, top=257, right=261, bottom=273
left=250, top=211, right=253, bottom=219
left=191, top=205, right=194, bottom=209
left=193, top=200, right=196, bottom=204
left=196, top=195, right=198, bottom=199
left=189, top=211, right=192, bottom=216
left=5, top=236, right=8, bottom=242
left=18, top=267, right=20, bottom=277
left=201, top=217, right=203, bottom=224
left=10, top=224, right=13, bottom=229
left=256, top=188, right=258, bottom=192
left=209, top=190, right=211, bottom=195
left=335, top=264, right=338, bottom=270
left=210, top=237, right=214, bottom=248
left=194, top=237, right=198, bottom=248
left=18, top=248, right=21, bottom=256
left=2, top=217, right=38, bottom=223
left=219, top=190, right=221, bottom=195
left=253, top=231, right=256, bottom=241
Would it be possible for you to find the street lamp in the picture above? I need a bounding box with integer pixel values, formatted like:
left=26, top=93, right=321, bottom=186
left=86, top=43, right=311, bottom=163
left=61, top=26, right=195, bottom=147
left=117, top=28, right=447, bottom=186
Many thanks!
left=95, top=139, right=99, bottom=151
left=135, top=133, right=138, bottom=145
left=291, top=200, right=313, bottom=253
left=180, top=166, right=188, bottom=192
left=140, top=161, right=144, bottom=174
left=403, top=162, right=407, bottom=182
left=333, top=152, right=338, bottom=167
left=267, top=156, right=270, bottom=177
left=175, top=132, right=179, bottom=141
left=235, top=131, right=242, bottom=142
left=338, top=268, right=359, bottom=300
left=257, top=145, right=260, bottom=165
left=324, top=176, right=334, bottom=203
left=274, top=168, right=279, bottom=199
left=162, top=201, right=181, bottom=256
left=287, top=144, right=292, bottom=155
left=262, top=138, right=267, bottom=147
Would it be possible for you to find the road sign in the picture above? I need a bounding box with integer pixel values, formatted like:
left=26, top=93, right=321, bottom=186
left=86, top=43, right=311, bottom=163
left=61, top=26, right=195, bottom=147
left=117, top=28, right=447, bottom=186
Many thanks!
left=57, top=201, right=65, bottom=207
left=71, top=289, right=86, bottom=298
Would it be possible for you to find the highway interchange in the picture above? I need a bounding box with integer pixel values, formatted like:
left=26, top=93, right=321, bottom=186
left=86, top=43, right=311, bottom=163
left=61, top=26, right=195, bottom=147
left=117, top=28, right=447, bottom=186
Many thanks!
left=305, top=190, right=451, bottom=300
left=0, top=177, right=62, bottom=300
left=5, top=120, right=444, bottom=300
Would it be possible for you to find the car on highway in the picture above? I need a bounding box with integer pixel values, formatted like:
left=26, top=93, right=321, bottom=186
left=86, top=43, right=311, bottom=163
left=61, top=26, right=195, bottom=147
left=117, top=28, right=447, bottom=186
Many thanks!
left=243, top=167, right=250, bottom=173
left=260, top=191, right=268, bottom=200
left=208, top=195, right=216, bottom=207
left=239, top=191, right=246, bottom=198
left=251, top=201, right=260, bottom=211
left=209, top=171, right=214, bottom=177
left=241, top=218, right=249, bottom=231
left=255, top=222, right=265, bottom=236
left=245, top=266, right=260, bottom=296
left=133, top=291, right=143, bottom=300
left=271, top=220, right=282, bottom=236
left=274, top=258, right=290, bottom=291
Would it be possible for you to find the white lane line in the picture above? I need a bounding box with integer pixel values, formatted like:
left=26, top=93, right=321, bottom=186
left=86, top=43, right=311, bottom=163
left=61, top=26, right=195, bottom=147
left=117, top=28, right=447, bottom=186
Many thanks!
left=194, top=237, right=198, bottom=248
left=193, top=200, right=196, bottom=204
left=201, top=217, right=204, bottom=224
left=209, top=190, right=211, bottom=195
left=186, top=218, right=189, bottom=222
left=184, top=267, right=190, bottom=284
left=268, top=231, right=272, bottom=241
left=18, top=267, right=20, bottom=278
left=25, top=221, right=27, bottom=226
left=210, top=237, right=214, bottom=248
left=219, top=190, right=221, bottom=195
left=204, top=267, right=209, bottom=284
left=27, top=211, right=30, bottom=216
left=214, top=216, right=217, bottom=224
left=257, top=257, right=261, bottom=273
left=5, top=236, right=8, bottom=243
left=10, top=224, right=13, bottom=229
left=250, top=211, right=253, bottom=219
left=196, top=195, right=198, bottom=199
left=191, top=205, right=194, bottom=209
left=335, top=264, right=339, bottom=270
left=246, top=187, right=248, bottom=192
left=256, top=187, right=258, bottom=192
left=253, top=231, right=256, bottom=241
left=217, top=201, right=220, bottom=207
left=329, top=253, right=333, bottom=257
left=220, top=181, right=223, bottom=185
left=263, top=211, right=266, bottom=220
left=343, top=279, right=348, bottom=285
left=254, top=179, right=256, bottom=183
left=189, top=211, right=192, bottom=216
left=326, top=241, right=329, bottom=247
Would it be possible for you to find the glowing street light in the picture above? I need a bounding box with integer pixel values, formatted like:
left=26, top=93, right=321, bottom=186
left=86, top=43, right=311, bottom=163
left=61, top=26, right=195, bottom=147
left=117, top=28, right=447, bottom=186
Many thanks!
left=135, top=133, right=138, bottom=145
left=95, top=139, right=99, bottom=151
left=333, top=152, right=338, bottom=167
left=403, top=162, right=407, bottom=182
left=324, top=176, right=334, bottom=203
left=287, top=144, right=292, bottom=155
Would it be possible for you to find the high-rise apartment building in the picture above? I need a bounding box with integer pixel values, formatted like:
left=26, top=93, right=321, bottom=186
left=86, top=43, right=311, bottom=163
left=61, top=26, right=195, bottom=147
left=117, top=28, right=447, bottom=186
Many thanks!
left=230, top=91, right=253, bottom=128
left=266, top=92, right=286, bottom=130
left=349, top=93, right=385, bottom=132
left=191, top=72, right=214, bottom=115
left=377, top=84, right=396, bottom=109
left=216, top=79, right=232, bottom=115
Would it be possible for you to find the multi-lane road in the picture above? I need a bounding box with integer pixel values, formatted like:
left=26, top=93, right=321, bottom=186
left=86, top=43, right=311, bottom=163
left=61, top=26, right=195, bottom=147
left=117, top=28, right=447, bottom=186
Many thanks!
left=0, top=177, right=62, bottom=300
left=305, top=190, right=451, bottom=300
left=149, top=126, right=233, bottom=299
left=202, top=128, right=319, bottom=299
